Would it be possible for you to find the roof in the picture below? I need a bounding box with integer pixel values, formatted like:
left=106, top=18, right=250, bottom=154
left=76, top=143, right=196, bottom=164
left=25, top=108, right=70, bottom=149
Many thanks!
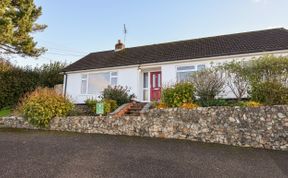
left=63, top=28, right=288, bottom=72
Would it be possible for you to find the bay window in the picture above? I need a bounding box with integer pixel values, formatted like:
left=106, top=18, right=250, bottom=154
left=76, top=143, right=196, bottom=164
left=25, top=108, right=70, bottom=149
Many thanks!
left=81, top=72, right=118, bottom=94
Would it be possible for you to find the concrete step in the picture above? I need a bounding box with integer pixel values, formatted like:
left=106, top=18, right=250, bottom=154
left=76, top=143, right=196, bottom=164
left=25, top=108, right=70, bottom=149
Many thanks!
left=129, top=107, right=143, bottom=110
left=126, top=110, right=140, bottom=114
left=124, top=102, right=146, bottom=116
left=125, top=113, right=140, bottom=116
left=128, top=109, right=142, bottom=112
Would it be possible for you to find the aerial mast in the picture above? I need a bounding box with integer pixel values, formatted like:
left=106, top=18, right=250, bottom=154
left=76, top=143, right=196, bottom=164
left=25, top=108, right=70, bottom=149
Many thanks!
left=123, top=24, right=127, bottom=44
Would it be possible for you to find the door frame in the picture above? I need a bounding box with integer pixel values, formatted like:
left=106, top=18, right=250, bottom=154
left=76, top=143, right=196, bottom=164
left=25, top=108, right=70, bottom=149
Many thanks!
left=150, top=71, right=162, bottom=101
left=140, top=70, right=162, bottom=102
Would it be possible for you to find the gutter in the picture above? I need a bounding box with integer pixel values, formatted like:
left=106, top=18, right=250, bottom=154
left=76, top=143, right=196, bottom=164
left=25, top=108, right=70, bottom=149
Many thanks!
left=63, top=72, right=68, bottom=98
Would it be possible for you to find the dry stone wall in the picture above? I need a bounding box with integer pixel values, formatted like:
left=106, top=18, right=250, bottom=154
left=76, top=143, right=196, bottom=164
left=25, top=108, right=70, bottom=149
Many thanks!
left=1, top=106, right=287, bottom=151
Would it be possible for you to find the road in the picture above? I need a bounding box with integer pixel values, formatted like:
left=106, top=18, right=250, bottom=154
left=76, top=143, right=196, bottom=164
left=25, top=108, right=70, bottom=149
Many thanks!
left=0, top=128, right=287, bottom=178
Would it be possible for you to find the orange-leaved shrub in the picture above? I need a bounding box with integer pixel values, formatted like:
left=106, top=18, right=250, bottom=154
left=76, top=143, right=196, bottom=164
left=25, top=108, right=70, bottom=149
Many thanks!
left=242, top=101, right=262, bottom=108
left=18, top=88, right=74, bottom=127
left=180, top=103, right=199, bottom=109
left=156, top=102, right=168, bottom=109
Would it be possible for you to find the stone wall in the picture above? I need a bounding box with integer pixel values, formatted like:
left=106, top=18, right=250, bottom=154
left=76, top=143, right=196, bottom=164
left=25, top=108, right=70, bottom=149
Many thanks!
left=1, top=106, right=287, bottom=151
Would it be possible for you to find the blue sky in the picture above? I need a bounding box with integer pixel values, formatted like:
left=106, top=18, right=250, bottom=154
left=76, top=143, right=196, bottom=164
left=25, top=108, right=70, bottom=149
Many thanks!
left=12, top=0, right=288, bottom=67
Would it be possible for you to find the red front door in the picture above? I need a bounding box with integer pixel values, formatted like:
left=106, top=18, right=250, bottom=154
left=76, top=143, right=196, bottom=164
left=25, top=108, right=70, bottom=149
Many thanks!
left=150, top=71, right=162, bottom=101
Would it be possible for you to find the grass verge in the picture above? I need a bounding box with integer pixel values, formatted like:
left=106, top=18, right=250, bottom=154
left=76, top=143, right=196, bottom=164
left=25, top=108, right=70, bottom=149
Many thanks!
left=0, top=107, right=12, bottom=117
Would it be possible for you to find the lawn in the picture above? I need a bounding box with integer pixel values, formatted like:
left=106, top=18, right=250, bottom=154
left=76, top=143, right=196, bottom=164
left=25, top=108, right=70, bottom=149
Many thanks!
left=0, top=107, right=12, bottom=117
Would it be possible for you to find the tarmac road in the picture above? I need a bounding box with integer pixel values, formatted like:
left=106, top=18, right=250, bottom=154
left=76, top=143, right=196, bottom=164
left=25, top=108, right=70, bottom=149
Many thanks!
left=0, top=128, right=287, bottom=178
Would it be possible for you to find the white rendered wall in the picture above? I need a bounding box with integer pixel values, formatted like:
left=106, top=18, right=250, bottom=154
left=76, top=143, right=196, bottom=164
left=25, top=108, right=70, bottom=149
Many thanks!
left=65, top=51, right=288, bottom=103
left=65, top=72, right=84, bottom=103
left=160, top=52, right=288, bottom=99
left=65, top=67, right=139, bottom=104
left=117, top=67, right=139, bottom=98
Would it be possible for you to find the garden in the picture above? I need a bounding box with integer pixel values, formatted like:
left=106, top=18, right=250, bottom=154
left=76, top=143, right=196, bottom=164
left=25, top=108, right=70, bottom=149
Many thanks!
left=1, top=55, right=288, bottom=128
left=156, top=55, right=288, bottom=109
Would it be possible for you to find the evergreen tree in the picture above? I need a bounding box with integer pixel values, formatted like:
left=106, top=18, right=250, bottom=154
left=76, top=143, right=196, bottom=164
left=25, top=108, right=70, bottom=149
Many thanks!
left=0, top=0, right=46, bottom=57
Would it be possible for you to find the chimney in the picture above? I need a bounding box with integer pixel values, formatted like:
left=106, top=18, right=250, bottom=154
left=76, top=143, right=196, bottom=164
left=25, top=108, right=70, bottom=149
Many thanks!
left=115, top=39, right=125, bottom=51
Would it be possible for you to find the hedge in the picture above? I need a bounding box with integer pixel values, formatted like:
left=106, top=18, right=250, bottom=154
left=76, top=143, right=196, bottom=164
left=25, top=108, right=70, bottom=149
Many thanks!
left=0, top=60, right=65, bottom=109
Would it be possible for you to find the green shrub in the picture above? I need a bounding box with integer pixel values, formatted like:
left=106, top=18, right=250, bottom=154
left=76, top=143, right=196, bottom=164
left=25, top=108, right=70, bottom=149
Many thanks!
left=105, top=99, right=117, bottom=114
left=244, top=55, right=288, bottom=105
left=161, top=82, right=195, bottom=107
left=18, top=88, right=74, bottom=128
left=103, top=99, right=118, bottom=114
left=249, top=81, right=288, bottom=105
left=85, top=98, right=97, bottom=114
left=36, top=62, right=66, bottom=88
left=0, top=67, right=40, bottom=109
left=245, top=55, right=288, bottom=83
left=85, top=98, right=118, bottom=115
left=102, top=85, right=134, bottom=106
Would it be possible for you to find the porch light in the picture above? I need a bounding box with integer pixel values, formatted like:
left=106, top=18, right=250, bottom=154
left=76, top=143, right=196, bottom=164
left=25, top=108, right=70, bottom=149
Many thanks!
left=137, top=65, right=142, bottom=72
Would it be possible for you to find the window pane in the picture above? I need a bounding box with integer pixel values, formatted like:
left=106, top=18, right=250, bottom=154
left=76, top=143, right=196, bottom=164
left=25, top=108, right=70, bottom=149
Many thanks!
left=177, top=71, right=194, bottom=82
left=111, top=77, right=117, bottom=86
left=88, top=72, right=110, bottom=94
left=143, top=73, right=148, bottom=88
left=111, top=72, right=118, bottom=76
left=143, top=90, right=148, bottom=101
left=81, top=80, right=87, bottom=94
left=152, top=74, right=156, bottom=88
left=177, top=66, right=195, bottom=71
left=197, top=64, right=205, bottom=71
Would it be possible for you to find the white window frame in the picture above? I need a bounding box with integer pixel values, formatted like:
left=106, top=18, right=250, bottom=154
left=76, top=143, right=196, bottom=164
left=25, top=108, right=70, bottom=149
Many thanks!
left=176, top=65, right=196, bottom=82
left=176, top=64, right=206, bottom=82
left=80, top=71, right=118, bottom=95
left=81, top=74, right=88, bottom=94
left=110, top=72, right=118, bottom=86
left=197, top=64, right=206, bottom=71
left=142, top=72, right=149, bottom=102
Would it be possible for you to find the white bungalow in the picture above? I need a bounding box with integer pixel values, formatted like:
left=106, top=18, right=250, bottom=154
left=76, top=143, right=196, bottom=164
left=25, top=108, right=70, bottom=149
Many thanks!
left=63, top=28, right=288, bottom=104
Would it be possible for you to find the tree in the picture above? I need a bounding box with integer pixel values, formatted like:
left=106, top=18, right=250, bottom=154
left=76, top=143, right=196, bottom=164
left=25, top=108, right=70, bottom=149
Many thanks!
left=0, top=58, right=13, bottom=72
left=37, top=62, right=65, bottom=87
left=0, top=0, right=47, bottom=57
left=221, top=61, right=248, bottom=101
left=190, top=68, right=225, bottom=101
